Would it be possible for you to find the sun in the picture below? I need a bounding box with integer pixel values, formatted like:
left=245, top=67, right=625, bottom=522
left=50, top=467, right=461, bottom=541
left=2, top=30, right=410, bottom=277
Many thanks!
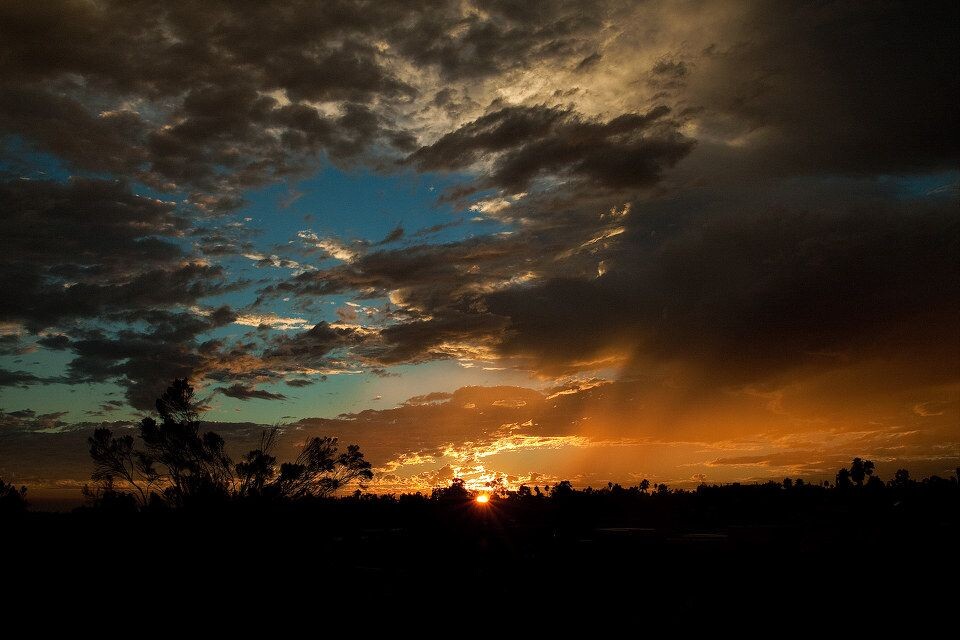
left=475, top=494, right=490, bottom=504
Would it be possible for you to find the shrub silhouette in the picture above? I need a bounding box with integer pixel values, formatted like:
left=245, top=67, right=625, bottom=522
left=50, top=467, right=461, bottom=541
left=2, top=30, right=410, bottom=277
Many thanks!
left=87, top=378, right=372, bottom=508
left=431, top=477, right=471, bottom=502
left=0, top=478, right=27, bottom=514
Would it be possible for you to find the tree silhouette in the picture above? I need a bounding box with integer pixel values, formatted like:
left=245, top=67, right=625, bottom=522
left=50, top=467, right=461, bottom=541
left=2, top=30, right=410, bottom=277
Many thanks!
left=551, top=480, right=575, bottom=499
left=835, top=467, right=852, bottom=489
left=87, top=379, right=231, bottom=507
left=485, top=475, right=508, bottom=498
left=87, top=378, right=373, bottom=508
left=138, top=378, right=233, bottom=505
left=432, top=478, right=470, bottom=501
left=891, top=468, right=911, bottom=489
left=270, top=435, right=373, bottom=499
left=849, top=457, right=875, bottom=487
left=233, top=426, right=372, bottom=500
left=235, top=427, right=280, bottom=498
left=0, top=478, right=27, bottom=514
left=88, top=427, right=153, bottom=507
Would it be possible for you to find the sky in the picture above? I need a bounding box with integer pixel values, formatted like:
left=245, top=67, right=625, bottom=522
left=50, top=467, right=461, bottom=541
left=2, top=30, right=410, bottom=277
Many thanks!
left=0, top=0, right=958, bottom=500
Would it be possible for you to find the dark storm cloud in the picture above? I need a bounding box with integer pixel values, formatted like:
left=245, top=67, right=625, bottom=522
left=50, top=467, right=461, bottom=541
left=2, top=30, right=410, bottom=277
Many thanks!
left=408, top=104, right=693, bottom=194
left=487, top=198, right=960, bottom=383
left=683, top=0, right=959, bottom=175
left=0, top=369, right=44, bottom=387
left=3, top=0, right=955, bottom=194
left=36, top=335, right=71, bottom=351
left=2, top=0, right=958, bottom=430
left=266, top=189, right=636, bottom=366
left=270, top=187, right=959, bottom=393
left=64, top=307, right=244, bottom=410
left=194, top=231, right=256, bottom=258
left=576, top=52, right=603, bottom=71
left=262, top=322, right=366, bottom=366
left=0, top=179, right=252, bottom=409
left=376, top=226, right=405, bottom=245
left=284, top=378, right=315, bottom=388
left=0, top=87, right=148, bottom=176
left=0, top=334, right=32, bottom=357
left=0, top=2, right=411, bottom=202
left=0, top=178, right=242, bottom=330
left=0, top=0, right=620, bottom=203
left=1, top=0, right=653, bottom=413
left=412, top=219, right=464, bottom=237
left=651, top=59, right=686, bottom=79
left=274, top=234, right=535, bottom=299
left=365, top=311, right=510, bottom=365
left=218, top=384, right=287, bottom=402
left=143, top=86, right=391, bottom=198
left=388, top=0, right=616, bottom=80
left=265, top=228, right=577, bottom=365
left=255, top=1, right=957, bottom=399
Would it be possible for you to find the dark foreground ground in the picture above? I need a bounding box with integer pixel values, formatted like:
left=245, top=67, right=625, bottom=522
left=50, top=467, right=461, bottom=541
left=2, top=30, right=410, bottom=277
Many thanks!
left=6, top=484, right=957, bottom=623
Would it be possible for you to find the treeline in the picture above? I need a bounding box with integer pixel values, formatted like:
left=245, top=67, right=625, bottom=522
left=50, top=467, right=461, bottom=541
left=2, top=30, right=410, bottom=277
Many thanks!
left=375, top=461, right=960, bottom=512
left=0, top=378, right=957, bottom=515
left=2, top=379, right=372, bottom=514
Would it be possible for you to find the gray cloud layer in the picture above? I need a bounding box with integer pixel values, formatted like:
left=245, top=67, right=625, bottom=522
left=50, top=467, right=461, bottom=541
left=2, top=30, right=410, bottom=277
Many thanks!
left=0, top=1, right=957, bottom=443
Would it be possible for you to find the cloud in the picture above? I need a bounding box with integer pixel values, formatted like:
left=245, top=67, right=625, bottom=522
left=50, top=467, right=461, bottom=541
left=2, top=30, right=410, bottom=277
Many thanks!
left=233, top=313, right=311, bottom=331
left=218, top=383, right=287, bottom=402
left=388, top=0, right=617, bottom=80
left=297, top=231, right=362, bottom=263
left=262, top=322, right=367, bottom=367
left=487, top=199, right=960, bottom=385
left=267, top=186, right=959, bottom=400
left=63, top=307, right=241, bottom=409
left=680, top=1, right=959, bottom=176
left=0, top=2, right=434, bottom=202
left=404, top=392, right=453, bottom=406
left=0, top=333, right=34, bottom=357
left=0, top=178, right=236, bottom=330
left=0, top=0, right=957, bottom=492
left=0, top=87, right=148, bottom=177
left=285, top=378, right=316, bottom=388
left=0, top=369, right=44, bottom=387
left=3, top=1, right=955, bottom=202
left=408, top=104, right=693, bottom=195
left=36, top=334, right=71, bottom=351
left=376, top=226, right=405, bottom=245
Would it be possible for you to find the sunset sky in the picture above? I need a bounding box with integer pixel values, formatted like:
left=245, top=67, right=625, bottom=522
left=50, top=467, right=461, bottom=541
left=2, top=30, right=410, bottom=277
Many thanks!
left=1, top=1, right=957, bottom=500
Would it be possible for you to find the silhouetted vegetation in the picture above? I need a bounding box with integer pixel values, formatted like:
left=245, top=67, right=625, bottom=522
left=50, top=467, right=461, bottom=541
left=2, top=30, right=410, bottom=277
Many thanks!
left=0, top=477, right=27, bottom=514
left=7, top=455, right=958, bottom=614
left=84, top=379, right=372, bottom=510
left=4, top=386, right=958, bottom=616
